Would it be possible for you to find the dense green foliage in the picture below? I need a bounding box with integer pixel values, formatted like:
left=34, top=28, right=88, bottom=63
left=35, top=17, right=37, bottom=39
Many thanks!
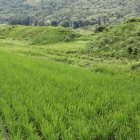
left=0, top=0, right=140, bottom=27
left=85, top=22, right=140, bottom=58
left=0, top=22, right=140, bottom=60
left=94, top=25, right=108, bottom=33
left=0, top=25, right=80, bottom=45
left=123, top=17, right=140, bottom=23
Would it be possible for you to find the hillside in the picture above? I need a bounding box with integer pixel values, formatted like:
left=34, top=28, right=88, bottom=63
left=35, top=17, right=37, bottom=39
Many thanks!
left=0, top=0, right=140, bottom=27
left=0, top=21, right=140, bottom=69
left=0, top=25, right=80, bottom=45
left=0, top=21, right=140, bottom=60
left=85, top=21, right=140, bottom=59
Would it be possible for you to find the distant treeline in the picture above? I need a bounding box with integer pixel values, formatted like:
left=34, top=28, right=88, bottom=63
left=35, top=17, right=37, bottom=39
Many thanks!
left=1, top=0, right=140, bottom=27
left=8, top=15, right=108, bottom=28
left=8, top=16, right=45, bottom=26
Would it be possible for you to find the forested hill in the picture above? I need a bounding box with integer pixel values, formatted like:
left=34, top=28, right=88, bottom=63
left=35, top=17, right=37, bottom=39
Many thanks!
left=0, top=0, right=140, bottom=27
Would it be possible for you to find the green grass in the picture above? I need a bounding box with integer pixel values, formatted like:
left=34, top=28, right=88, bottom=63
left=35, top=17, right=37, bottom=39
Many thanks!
left=0, top=38, right=138, bottom=74
left=75, top=29, right=93, bottom=35
left=0, top=25, right=80, bottom=45
left=0, top=50, right=140, bottom=139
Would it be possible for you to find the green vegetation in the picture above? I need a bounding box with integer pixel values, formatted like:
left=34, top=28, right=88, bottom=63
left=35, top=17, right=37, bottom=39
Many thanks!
left=0, top=0, right=140, bottom=27
left=94, top=26, right=109, bottom=33
left=0, top=49, right=140, bottom=139
left=0, top=22, right=140, bottom=139
left=0, top=25, right=80, bottom=45
left=123, top=17, right=140, bottom=23
left=85, top=22, right=140, bottom=58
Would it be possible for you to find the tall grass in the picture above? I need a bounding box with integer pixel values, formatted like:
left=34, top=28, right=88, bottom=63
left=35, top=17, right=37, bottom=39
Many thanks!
left=0, top=50, right=140, bottom=139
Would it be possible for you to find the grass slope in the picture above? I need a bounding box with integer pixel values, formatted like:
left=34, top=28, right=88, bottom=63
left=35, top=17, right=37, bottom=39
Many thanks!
left=0, top=25, right=80, bottom=45
left=0, top=50, right=140, bottom=139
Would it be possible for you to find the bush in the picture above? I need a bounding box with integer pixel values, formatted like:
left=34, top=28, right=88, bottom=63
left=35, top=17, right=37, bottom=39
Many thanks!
left=131, top=63, right=140, bottom=70
left=94, top=26, right=108, bottom=33
left=64, top=37, right=71, bottom=42
left=123, top=17, right=140, bottom=23
left=83, top=22, right=140, bottom=59
left=127, top=46, right=133, bottom=54
left=132, top=47, right=139, bottom=55
left=0, top=36, right=6, bottom=39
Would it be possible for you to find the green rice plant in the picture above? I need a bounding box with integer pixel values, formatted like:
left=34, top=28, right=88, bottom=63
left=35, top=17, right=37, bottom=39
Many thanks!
left=0, top=117, right=6, bottom=140
left=0, top=49, right=140, bottom=139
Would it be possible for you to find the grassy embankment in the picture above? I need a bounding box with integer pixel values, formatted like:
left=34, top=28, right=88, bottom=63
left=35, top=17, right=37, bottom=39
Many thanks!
left=0, top=24, right=140, bottom=139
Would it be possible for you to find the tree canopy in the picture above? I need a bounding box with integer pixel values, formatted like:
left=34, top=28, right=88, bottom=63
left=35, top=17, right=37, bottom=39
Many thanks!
left=0, top=0, right=140, bottom=27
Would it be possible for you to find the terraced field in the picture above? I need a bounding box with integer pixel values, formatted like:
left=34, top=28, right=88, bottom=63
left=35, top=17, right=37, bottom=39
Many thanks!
left=0, top=25, right=140, bottom=139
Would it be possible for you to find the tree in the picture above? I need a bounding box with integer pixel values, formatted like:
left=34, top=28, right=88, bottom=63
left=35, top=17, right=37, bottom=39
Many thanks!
left=39, top=20, right=45, bottom=26
left=97, top=16, right=101, bottom=25
left=82, top=19, right=91, bottom=26
left=73, top=20, right=80, bottom=29
left=82, top=26, right=89, bottom=32
left=79, top=20, right=83, bottom=27
left=20, top=16, right=30, bottom=25
left=59, top=20, right=70, bottom=27
left=9, top=16, right=30, bottom=26
left=51, top=20, right=58, bottom=26
left=9, top=17, right=20, bottom=25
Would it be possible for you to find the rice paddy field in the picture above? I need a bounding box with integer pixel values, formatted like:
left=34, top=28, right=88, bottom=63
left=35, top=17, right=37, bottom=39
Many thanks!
left=0, top=25, right=140, bottom=140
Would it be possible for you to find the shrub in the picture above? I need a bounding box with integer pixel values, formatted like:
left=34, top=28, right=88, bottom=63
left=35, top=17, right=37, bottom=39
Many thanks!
left=0, top=36, right=6, bottom=39
left=127, top=46, right=133, bottom=54
left=132, top=47, right=139, bottom=55
left=64, top=37, right=71, bottom=42
left=123, top=17, right=140, bottom=23
left=94, top=26, right=108, bottom=33
left=135, top=32, right=140, bottom=36
left=131, top=63, right=140, bottom=70
left=84, top=22, right=140, bottom=59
